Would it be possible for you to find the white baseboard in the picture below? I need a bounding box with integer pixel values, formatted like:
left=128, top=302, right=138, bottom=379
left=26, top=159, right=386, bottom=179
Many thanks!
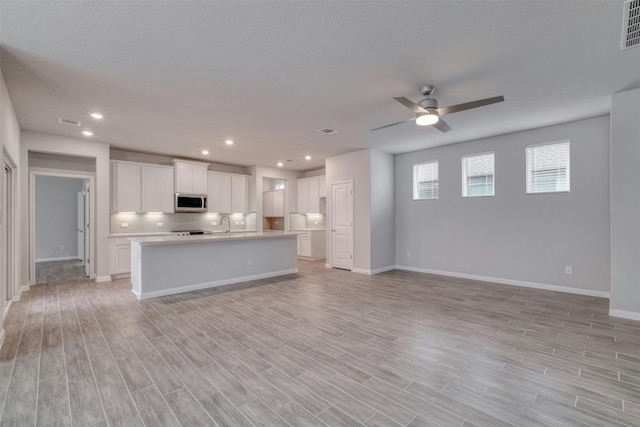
left=352, top=268, right=371, bottom=275
left=370, top=266, right=396, bottom=275
left=95, top=276, right=112, bottom=282
left=394, top=265, right=610, bottom=299
left=134, top=268, right=299, bottom=300
left=325, top=263, right=332, bottom=269
left=609, top=309, right=640, bottom=321
left=18, top=284, right=30, bottom=299
left=2, top=299, right=13, bottom=323
left=35, top=256, right=80, bottom=262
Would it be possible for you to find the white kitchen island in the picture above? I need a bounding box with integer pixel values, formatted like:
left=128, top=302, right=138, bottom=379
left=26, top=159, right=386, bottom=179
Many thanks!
left=130, top=232, right=298, bottom=299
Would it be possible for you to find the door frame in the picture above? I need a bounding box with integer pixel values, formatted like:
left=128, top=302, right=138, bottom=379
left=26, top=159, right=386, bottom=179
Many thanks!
left=3, top=148, right=17, bottom=307
left=328, top=179, right=354, bottom=270
left=29, top=168, right=96, bottom=284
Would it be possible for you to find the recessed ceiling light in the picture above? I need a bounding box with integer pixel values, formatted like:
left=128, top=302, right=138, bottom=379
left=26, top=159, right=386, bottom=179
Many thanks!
left=202, top=150, right=209, bottom=155
left=277, top=162, right=283, bottom=167
left=225, top=139, right=234, bottom=145
left=90, top=113, right=103, bottom=119
left=305, top=155, right=312, bottom=160
left=82, top=131, right=93, bottom=136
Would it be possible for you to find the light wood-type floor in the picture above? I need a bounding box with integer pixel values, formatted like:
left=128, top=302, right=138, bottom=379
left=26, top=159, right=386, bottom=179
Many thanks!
left=35, top=260, right=87, bottom=285
left=2, top=260, right=640, bottom=426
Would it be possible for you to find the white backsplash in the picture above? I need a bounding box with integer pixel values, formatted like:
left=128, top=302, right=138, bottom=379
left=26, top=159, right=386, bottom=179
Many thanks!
left=110, top=212, right=257, bottom=234
left=289, top=213, right=325, bottom=230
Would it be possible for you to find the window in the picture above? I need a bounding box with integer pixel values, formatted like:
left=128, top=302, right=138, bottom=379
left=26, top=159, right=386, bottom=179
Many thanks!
left=462, top=152, right=494, bottom=197
left=526, top=141, right=570, bottom=194
left=413, top=161, right=438, bottom=200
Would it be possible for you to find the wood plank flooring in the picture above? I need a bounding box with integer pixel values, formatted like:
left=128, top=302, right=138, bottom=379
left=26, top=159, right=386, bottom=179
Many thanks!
left=2, top=260, right=640, bottom=426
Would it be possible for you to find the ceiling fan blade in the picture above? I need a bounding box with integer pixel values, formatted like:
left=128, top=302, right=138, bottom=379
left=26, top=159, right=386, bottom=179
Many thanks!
left=432, top=118, right=451, bottom=133
left=437, top=95, right=504, bottom=116
left=370, top=117, right=415, bottom=131
left=394, top=97, right=427, bottom=113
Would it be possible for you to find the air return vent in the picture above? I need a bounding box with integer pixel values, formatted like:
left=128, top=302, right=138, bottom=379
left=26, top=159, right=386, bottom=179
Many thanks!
left=621, top=0, right=640, bottom=50
left=317, top=128, right=338, bottom=134
left=58, top=117, right=81, bottom=127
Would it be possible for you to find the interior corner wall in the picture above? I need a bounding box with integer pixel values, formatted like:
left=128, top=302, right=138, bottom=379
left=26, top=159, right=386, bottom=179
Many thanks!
left=325, top=149, right=371, bottom=272
left=395, top=116, right=610, bottom=293
left=369, top=150, right=395, bottom=272
left=610, top=87, right=640, bottom=317
left=1, top=66, right=21, bottom=310
left=35, top=176, right=84, bottom=260
left=20, top=131, right=110, bottom=283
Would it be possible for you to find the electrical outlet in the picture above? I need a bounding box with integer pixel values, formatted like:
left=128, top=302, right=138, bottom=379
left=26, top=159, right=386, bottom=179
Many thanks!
left=407, top=251, right=411, bottom=258
left=60, top=245, right=65, bottom=251
left=156, top=222, right=164, bottom=227
left=120, top=222, right=129, bottom=228
left=565, top=266, right=572, bottom=274
left=248, top=258, right=253, bottom=266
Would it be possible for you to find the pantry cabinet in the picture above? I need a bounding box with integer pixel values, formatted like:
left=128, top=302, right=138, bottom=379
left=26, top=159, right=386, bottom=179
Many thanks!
left=263, top=189, right=284, bottom=217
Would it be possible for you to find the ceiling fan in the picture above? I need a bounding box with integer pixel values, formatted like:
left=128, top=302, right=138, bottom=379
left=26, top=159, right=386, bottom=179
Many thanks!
left=371, top=85, right=504, bottom=133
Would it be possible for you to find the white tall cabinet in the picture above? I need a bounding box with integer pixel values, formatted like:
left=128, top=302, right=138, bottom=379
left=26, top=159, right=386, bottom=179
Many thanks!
left=207, top=172, right=249, bottom=213
left=173, top=159, right=208, bottom=194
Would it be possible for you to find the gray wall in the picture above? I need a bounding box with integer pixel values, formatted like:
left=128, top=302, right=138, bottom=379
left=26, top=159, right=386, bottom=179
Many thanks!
left=395, top=116, right=610, bottom=293
left=610, top=88, right=640, bottom=315
left=35, top=176, right=85, bottom=260
left=326, top=149, right=371, bottom=272
left=370, top=150, right=395, bottom=272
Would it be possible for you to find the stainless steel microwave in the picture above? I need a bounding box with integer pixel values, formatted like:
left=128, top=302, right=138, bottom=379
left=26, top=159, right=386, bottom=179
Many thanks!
left=175, top=193, right=207, bottom=212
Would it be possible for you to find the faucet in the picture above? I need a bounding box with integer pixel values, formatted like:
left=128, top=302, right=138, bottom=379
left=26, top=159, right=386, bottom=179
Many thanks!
left=220, top=215, right=231, bottom=234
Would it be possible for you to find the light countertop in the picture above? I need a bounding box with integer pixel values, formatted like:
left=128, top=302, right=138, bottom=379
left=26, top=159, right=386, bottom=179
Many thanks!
left=109, top=230, right=258, bottom=238
left=130, top=231, right=296, bottom=246
left=290, top=228, right=326, bottom=232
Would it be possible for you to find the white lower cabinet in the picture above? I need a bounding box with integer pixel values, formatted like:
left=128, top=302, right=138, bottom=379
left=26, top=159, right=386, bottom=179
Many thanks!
left=295, top=230, right=326, bottom=260
left=109, top=237, right=132, bottom=275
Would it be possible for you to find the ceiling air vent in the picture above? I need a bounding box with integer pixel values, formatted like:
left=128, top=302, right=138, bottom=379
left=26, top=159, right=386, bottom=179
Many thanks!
left=58, top=117, right=81, bottom=127
left=317, top=128, right=338, bottom=135
left=621, top=0, right=640, bottom=50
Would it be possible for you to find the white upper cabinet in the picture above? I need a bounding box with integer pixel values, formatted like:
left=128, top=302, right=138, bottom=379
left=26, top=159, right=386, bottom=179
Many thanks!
left=231, top=175, right=249, bottom=213
left=263, top=189, right=284, bottom=217
left=174, top=160, right=209, bottom=194
left=111, top=161, right=141, bottom=212
left=208, top=172, right=249, bottom=214
left=112, top=161, right=175, bottom=213
left=297, top=178, right=309, bottom=213
left=141, top=165, right=174, bottom=213
left=207, top=172, right=232, bottom=213
left=297, top=175, right=325, bottom=213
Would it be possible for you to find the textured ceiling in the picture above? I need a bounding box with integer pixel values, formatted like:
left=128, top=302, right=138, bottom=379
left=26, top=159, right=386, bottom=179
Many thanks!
left=1, top=1, right=638, bottom=171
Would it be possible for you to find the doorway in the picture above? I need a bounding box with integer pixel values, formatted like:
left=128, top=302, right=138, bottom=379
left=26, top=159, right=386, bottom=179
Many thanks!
left=30, top=171, right=95, bottom=284
left=330, top=181, right=353, bottom=270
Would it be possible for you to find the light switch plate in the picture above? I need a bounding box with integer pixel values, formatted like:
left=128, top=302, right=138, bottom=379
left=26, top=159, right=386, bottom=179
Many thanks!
left=120, top=222, right=129, bottom=228
left=156, top=222, right=163, bottom=227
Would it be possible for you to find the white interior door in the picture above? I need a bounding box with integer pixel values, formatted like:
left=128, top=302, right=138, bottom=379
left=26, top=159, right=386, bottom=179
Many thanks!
left=77, top=191, right=85, bottom=264
left=331, top=181, right=353, bottom=270
left=83, top=183, right=90, bottom=277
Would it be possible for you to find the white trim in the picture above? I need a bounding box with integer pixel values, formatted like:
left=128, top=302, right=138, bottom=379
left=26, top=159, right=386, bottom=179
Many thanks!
left=325, top=263, right=332, bottom=269
left=352, top=268, right=371, bottom=275
left=18, top=284, right=30, bottom=300
left=370, top=265, right=396, bottom=275
left=609, top=309, right=640, bottom=321
left=394, top=265, right=610, bottom=298
left=35, top=256, right=81, bottom=262
left=133, top=268, right=298, bottom=300
left=95, top=276, right=112, bottom=282
left=2, top=299, right=13, bottom=322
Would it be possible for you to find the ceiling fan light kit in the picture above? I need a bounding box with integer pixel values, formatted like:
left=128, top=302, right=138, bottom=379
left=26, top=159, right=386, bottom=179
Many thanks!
left=372, top=84, right=504, bottom=133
